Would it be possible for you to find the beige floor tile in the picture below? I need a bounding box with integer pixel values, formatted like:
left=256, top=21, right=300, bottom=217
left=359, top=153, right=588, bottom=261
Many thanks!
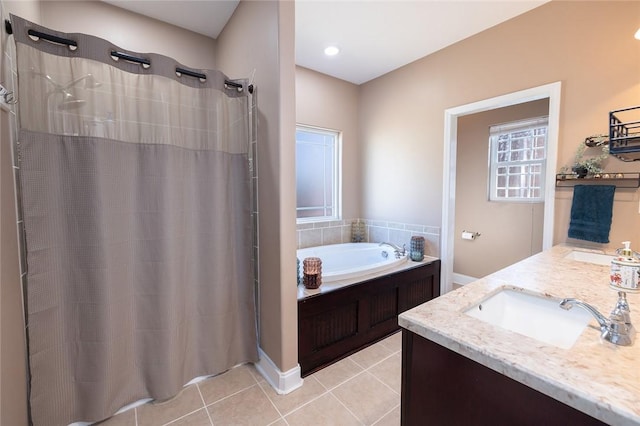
left=96, top=408, right=136, bottom=425
left=207, top=384, right=281, bottom=425
left=259, top=375, right=327, bottom=415
left=378, top=331, right=402, bottom=353
left=348, top=341, right=394, bottom=370
left=368, top=353, right=401, bottom=394
left=284, top=392, right=361, bottom=426
left=198, top=364, right=258, bottom=404
left=267, top=419, right=288, bottom=426
left=312, top=357, right=364, bottom=390
left=246, top=363, right=267, bottom=384
left=372, top=404, right=400, bottom=426
left=137, top=385, right=205, bottom=426
left=331, top=372, right=400, bottom=425
left=166, top=408, right=212, bottom=426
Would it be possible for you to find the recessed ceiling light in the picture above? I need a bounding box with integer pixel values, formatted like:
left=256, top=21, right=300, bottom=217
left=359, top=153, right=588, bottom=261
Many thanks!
left=324, top=46, right=340, bottom=56
left=635, top=28, right=640, bottom=40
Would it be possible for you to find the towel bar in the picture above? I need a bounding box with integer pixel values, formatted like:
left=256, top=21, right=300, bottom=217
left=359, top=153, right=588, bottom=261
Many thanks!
left=556, top=173, right=640, bottom=188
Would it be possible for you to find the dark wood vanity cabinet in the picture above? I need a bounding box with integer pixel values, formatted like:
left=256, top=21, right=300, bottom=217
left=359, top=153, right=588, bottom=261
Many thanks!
left=400, top=330, right=606, bottom=425
left=298, top=260, right=440, bottom=376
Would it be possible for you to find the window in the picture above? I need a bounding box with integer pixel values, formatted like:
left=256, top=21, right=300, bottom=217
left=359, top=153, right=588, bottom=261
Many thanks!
left=296, top=125, right=341, bottom=221
left=489, top=117, right=548, bottom=202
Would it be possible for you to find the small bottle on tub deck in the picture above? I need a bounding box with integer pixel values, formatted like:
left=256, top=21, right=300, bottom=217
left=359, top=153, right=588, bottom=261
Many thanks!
left=303, top=257, right=322, bottom=289
left=410, top=236, right=425, bottom=262
left=351, top=219, right=365, bottom=243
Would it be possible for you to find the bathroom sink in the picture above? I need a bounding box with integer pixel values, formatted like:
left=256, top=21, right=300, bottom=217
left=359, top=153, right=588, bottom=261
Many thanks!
left=564, top=250, right=615, bottom=266
left=464, top=289, right=593, bottom=349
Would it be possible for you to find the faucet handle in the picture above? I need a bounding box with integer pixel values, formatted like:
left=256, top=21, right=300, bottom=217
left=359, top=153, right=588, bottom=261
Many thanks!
left=616, top=291, right=630, bottom=309
left=611, top=291, right=633, bottom=324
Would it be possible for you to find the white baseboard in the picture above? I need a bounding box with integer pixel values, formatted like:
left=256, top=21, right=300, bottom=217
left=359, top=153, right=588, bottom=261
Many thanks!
left=452, top=272, right=479, bottom=286
left=254, top=347, right=303, bottom=395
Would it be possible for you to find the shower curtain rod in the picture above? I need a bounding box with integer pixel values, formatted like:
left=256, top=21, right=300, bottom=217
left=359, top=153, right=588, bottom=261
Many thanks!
left=111, top=50, right=151, bottom=67
left=5, top=19, right=254, bottom=94
left=28, top=28, right=76, bottom=48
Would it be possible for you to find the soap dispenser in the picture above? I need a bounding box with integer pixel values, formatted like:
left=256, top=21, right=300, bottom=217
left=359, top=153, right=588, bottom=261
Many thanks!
left=610, top=241, right=640, bottom=292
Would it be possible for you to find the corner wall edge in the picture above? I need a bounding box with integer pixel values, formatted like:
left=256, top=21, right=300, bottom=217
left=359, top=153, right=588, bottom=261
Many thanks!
left=254, top=347, right=303, bottom=395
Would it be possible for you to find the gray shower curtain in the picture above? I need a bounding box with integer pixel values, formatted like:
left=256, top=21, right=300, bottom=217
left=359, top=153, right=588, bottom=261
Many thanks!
left=12, top=15, right=258, bottom=426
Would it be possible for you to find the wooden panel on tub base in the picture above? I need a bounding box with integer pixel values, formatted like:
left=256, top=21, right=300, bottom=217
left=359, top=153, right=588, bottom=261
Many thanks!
left=298, top=260, right=440, bottom=377
left=400, top=329, right=606, bottom=425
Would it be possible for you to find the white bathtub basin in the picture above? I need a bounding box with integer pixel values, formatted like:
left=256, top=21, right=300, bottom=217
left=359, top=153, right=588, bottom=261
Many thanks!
left=297, top=243, right=409, bottom=283
left=464, top=288, right=592, bottom=349
left=564, top=250, right=614, bottom=266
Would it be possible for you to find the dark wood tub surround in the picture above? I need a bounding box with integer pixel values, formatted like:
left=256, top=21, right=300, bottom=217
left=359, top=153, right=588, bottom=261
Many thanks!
left=298, top=260, right=440, bottom=376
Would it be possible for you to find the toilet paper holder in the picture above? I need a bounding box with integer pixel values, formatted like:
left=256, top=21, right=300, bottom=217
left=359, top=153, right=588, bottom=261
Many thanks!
left=462, top=230, right=481, bottom=240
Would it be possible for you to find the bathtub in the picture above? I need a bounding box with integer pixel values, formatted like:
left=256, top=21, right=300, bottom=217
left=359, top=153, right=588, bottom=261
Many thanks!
left=297, top=242, right=408, bottom=284
left=297, top=244, right=441, bottom=375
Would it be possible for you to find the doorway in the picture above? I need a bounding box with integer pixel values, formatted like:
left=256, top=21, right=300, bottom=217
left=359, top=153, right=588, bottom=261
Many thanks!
left=441, top=82, right=562, bottom=294
left=453, top=100, right=549, bottom=285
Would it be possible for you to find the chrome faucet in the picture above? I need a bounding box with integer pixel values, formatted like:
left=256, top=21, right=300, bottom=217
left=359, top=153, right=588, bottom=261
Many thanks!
left=379, top=242, right=406, bottom=258
left=560, top=291, right=636, bottom=346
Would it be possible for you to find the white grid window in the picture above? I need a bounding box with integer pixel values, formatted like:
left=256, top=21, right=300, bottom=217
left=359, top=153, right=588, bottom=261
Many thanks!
left=489, top=117, right=548, bottom=202
left=296, top=125, right=341, bottom=222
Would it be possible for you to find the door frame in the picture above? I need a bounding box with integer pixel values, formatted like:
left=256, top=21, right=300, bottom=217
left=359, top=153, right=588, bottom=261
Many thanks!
left=441, top=82, right=562, bottom=294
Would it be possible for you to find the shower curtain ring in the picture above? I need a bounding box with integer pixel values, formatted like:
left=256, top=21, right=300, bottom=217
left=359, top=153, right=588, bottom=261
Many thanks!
left=4, top=91, right=16, bottom=104
left=0, top=83, right=16, bottom=105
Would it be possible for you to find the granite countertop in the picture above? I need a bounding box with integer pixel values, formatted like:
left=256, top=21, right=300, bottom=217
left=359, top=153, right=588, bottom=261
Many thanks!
left=399, top=244, right=640, bottom=425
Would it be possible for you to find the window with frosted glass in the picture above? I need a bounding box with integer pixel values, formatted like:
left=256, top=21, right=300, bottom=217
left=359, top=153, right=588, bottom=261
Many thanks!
left=296, top=126, right=341, bottom=221
left=489, top=117, right=548, bottom=202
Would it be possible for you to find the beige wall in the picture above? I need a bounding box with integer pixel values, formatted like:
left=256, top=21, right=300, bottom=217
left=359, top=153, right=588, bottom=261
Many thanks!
left=295, top=66, right=361, bottom=220
left=216, top=1, right=298, bottom=372
left=359, top=1, right=640, bottom=251
left=5, top=0, right=39, bottom=22
left=455, top=100, right=548, bottom=279
left=39, top=1, right=217, bottom=70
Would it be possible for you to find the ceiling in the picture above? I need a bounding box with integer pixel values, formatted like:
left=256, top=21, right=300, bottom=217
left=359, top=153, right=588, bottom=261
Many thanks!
left=104, top=0, right=549, bottom=85
left=103, top=0, right=240, bottom=39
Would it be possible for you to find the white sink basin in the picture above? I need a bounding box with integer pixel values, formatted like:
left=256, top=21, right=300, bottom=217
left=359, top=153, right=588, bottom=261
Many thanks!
left=464, top=289, right=593, bottom=349
left=564, top=250, right=614, bottom=266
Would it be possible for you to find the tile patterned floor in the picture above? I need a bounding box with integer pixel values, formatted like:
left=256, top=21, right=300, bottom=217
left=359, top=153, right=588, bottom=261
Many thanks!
left=99, top=332, right=402, bottom=426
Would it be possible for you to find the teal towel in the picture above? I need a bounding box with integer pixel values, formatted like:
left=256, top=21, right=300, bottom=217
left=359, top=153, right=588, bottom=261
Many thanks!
left=568, top=185, right=615, bottom=244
